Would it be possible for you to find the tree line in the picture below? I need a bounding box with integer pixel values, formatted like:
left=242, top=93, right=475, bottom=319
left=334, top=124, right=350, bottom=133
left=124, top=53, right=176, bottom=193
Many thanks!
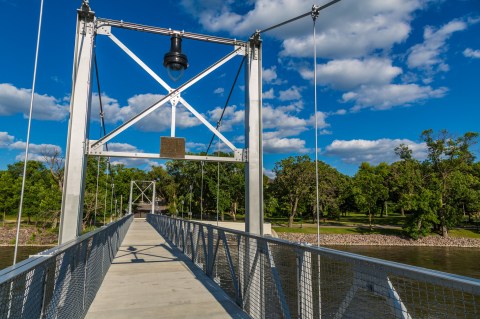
left=1, top=129, right=479, bottom=238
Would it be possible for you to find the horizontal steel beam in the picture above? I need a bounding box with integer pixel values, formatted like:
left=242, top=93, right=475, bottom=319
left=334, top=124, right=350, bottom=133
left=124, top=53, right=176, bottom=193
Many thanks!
left=88, top=142, right=245, bottom=163
left=96, top=18, right=247, bottom=46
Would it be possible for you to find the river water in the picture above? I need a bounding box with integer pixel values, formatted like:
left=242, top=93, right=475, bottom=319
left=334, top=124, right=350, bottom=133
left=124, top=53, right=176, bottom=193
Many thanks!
left=328, top=245, right=480, bottom=279
left=1, top=245, right=479, bottom=279
left=0, top=246, right=51, bottom=271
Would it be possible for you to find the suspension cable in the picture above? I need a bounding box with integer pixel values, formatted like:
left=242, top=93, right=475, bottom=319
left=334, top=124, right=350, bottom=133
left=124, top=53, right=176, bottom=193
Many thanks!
left=94, top=55, right=109, bottom=151
left=257, top=0, right=341, bottom=35
left=94, top=155, right=101, bottom=225
left=104, top=172, right=108, bottom=225
left=13, top=0, right=44, bottom=266
left=206, top=57, right=245, bottom=155
left=94, top=54, right=118, bottom=225
left=216, top=140, right=221, bottom=227
left=312, top=8, right=321, bottom=247
left=200, top=161, right=204, bottom=221
left=93, top=55, right=103, bottom=226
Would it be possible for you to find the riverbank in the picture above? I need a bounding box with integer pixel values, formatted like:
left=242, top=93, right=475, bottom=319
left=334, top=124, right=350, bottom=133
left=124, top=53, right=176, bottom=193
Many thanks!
left=277, top=232, right=480, bottom=247
left=0, top=226, right=57, bottom=246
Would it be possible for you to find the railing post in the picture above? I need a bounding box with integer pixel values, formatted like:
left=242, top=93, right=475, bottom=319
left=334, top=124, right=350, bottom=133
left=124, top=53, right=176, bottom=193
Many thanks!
left=206, top=227, right=214, bottom=278
left=297, top=249, right=313, bottom=319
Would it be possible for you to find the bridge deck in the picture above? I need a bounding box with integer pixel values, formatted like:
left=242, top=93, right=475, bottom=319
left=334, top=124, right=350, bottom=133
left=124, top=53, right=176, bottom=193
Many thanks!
left=86, top=218, right=249, bottom=319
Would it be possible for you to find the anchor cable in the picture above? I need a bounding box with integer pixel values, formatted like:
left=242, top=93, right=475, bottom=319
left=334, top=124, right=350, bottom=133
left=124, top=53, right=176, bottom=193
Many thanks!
left=93, top=54, right=117, bottom=224
left=205, top=57, right=245, bottom=155
left=312, top=8, right=321, bottom=247
left=256, top=0, right=341, bottom=35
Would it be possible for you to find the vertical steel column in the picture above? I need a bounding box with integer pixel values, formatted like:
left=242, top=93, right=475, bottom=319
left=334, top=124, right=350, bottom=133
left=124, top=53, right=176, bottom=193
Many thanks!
left=128, top=181, right=134, bottom=214
left=59, top=4, right=95, bottom=244
left=244, top=34, right=264, bottom=319
left=245, top=34, right=264, bottom=236
left=152, top=182, right=156, bottom=214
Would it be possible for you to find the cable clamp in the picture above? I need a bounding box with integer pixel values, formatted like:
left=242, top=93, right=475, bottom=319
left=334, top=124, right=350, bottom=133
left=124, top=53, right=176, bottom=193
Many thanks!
left=311, top=5, right=320, bottom=20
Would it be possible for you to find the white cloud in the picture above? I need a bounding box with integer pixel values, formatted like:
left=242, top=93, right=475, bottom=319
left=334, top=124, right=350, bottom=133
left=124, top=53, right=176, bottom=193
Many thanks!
left=261, top=103, right=322, bottom=153
left=91, top=93, right=201, bottom=132
left=319, top=130, right=332, bottom=135
left=211, top=140, right=234, bottom=154
left=263, top=168, right=275, bottom=179
left=263, top=66, right=278, bottom=83
left=263, top=105, right=308, bottom=136
left=280, top=0, right=421, bottom=59
left=108, top=142, right=158, bottom=167
left=263, top=135, right=309, bottom=154
left=278, top=86, right=302, bottom=101
left=186, top=141, right=207, bottom=152
left=0, top=131, right=63, bottom=163
left=0, top=131, right=14, bottom=147
left=9, top=141, right=63, bottom=163
left=208, top=105, right=244, bottom=131
left=407, top=19, right=468, bottom=71
left=276, top=100, right=303, bottom=113
left=343, top=84, right=448, bottom=111
left=0, top=83, right=69, bottom=121
left=306, top=112, right=329, bottom=129
left=301, top=58, right=402, bottom=90
left=108, top=142, right=139, bottom=153
left=262, top=88, right=275, bottom=99
left=234, top=135, right=245, bottom=144
left=182, top=0, right=423, bottom=59
left=214, top=87, right=225, bottom=95
left=9, top=141, right=62, bottom=155
left=464, top=48, right=480, bottom=59
left=263, top=66, right=285, bottom=85
left=324, top=138, right=427, bottom=165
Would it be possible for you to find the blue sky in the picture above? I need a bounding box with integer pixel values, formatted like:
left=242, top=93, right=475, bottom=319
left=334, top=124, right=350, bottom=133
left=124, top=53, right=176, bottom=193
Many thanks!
left=0, top=0, right=479, bottom=177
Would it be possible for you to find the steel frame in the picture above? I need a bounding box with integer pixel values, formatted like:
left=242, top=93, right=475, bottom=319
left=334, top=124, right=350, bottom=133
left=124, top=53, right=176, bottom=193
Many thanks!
left=60, top=3, right=264, bottom=243
left=127, top=181, right=156, bottom=215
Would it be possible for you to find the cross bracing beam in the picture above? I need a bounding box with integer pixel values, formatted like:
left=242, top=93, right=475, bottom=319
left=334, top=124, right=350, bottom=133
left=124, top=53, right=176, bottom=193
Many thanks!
left=91, top=30, right=244, bottom=154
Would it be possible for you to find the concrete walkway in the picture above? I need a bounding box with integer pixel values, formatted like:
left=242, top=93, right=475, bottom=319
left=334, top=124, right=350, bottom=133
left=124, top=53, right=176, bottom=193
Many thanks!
left=86, top=219, right=249, bottom=319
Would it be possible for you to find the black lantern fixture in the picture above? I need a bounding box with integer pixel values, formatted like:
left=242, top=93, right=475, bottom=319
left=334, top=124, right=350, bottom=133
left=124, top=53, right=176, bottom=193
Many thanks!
left=163, top=34, right=188, bottom=82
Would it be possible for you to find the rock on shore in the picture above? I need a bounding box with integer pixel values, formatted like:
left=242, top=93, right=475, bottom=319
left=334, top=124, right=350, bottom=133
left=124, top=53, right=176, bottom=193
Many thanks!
left=0, top=226, right=57, bottom=246
left=278, top=233, right=480, bottom=248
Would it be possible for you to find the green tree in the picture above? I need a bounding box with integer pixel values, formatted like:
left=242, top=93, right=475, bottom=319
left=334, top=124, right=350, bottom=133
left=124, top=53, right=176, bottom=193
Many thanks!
left=421, top=129, right=479, bottom=236
left=389, top=144, right=423, bottom=217
left=352, top=162, right=389, bottom=229
left=271, top=155, right=314, bottom=227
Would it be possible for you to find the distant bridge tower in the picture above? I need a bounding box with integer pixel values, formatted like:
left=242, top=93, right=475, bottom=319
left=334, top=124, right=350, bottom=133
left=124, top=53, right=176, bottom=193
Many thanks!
left=128, top=180, right=157, bottom=217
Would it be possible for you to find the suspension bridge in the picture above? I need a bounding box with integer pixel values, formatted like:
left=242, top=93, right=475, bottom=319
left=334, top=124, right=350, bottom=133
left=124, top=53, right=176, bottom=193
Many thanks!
left=1, top=1, right=480, bottom=318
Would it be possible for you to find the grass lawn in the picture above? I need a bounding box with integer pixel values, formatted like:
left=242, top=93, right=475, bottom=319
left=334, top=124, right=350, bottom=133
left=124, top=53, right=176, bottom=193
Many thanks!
left=270, top=212, right=408, bottom=227
left=449, top=229, right=480, bottom=239
left=273, top=226, right=405, bottom=236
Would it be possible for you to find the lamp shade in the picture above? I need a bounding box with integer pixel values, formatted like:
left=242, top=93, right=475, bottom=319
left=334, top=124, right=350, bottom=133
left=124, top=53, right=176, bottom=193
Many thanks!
left=163, top=34, right=188, bottom=81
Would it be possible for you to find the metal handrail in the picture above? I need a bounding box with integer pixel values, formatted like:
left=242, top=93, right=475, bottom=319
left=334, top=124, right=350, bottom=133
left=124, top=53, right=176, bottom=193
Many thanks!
left=0, top=214, right=133, bottom=318
left=148, top=214, right=480, bottom=319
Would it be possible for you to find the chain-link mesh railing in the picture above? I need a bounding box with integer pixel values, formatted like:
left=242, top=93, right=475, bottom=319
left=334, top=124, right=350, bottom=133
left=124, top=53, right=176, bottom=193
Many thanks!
left=0, top=214, right=133, bottom=319
left=147, top=214, right=480, bottom=319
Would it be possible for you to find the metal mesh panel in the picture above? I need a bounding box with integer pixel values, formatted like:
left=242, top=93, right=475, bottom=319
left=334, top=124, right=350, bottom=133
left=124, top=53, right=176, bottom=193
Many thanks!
left=0, top=215, right=133, bottom=319
left=147, top=214, right=480, bottom=319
